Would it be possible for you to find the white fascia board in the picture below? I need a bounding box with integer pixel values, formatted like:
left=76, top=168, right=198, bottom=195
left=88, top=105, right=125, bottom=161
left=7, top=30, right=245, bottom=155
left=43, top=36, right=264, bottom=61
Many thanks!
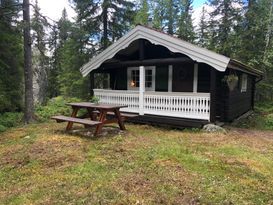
left=80, top=25, right=230, bottom=77
left=81, top=28, right=140, bottom=77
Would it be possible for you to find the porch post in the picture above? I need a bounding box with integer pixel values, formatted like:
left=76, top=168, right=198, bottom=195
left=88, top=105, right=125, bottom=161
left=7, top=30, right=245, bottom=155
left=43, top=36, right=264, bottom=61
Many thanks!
left=139, top=65, right=145, bottom=115
left=168, top=65, right=173, bottom=92
left=193, top=63, right=198, bottom=93
left=89, top=71, right=95, bottom=96
left=210, top=68, right=216, bottom=122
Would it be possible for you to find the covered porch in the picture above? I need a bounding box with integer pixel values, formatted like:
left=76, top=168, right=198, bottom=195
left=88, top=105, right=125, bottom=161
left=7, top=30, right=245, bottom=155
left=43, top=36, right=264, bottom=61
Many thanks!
left=94, top=89, right=210, bottom=120
left=92, top=58, right=213, bottom=121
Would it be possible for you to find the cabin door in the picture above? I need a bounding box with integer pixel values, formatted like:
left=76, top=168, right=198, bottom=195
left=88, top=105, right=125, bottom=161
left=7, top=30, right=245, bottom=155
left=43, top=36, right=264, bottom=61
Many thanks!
left=172, top=64, right=194, bottom=92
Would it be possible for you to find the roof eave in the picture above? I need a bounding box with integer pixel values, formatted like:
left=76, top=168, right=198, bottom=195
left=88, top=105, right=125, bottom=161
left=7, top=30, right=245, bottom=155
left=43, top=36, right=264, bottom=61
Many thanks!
left=228, top=59, right=263, bottom=78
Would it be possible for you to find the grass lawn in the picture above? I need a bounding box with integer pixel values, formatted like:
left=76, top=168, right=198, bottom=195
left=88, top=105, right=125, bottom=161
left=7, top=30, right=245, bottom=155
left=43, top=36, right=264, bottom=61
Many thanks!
left=0, top=122, right=273, bottom=204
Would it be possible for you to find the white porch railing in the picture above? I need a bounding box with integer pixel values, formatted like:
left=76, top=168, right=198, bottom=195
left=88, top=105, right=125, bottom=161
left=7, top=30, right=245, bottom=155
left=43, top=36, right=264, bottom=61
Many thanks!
left=94, top=89, right=139, bottom=113
left=94, top=89, right=210, bottom=120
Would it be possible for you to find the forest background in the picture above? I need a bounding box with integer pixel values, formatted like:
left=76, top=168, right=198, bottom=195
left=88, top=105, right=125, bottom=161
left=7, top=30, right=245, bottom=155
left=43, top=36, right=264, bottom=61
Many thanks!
left=0, top=0, right=272, bottom=129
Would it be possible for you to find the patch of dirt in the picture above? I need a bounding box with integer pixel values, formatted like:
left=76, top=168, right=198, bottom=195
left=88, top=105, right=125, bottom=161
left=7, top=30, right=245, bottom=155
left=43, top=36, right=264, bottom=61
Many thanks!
left=28, top=137, right=86, bottom=169
left=227, top=127, right=273, bottom=151
left=114, top=159, right=199, bottom=205
left=67, top=126, right=125, bottom=138
left=0, top=145, right=30, bottom=169
left=228, top=127, right=273, bottom=139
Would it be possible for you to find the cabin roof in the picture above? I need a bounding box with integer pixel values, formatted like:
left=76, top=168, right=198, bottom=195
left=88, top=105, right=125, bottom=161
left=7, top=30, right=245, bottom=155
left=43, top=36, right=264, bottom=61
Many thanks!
left=80, top=25, right=263, bottom=78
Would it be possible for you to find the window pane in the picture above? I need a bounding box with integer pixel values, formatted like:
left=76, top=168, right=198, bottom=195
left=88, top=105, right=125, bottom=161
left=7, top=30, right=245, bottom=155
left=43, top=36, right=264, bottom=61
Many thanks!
left=145, top=82, right=152, bottom=88
left=130, top=69, right=140, bottom=88
left=146, top=75, right=152, bottom=82
left=241, top=74, right=247, bottom=92
left=146, top=69, right=152, bottom=75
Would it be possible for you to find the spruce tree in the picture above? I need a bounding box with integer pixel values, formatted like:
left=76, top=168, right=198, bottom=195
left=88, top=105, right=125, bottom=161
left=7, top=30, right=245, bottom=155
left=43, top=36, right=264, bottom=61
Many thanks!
left=197, top=6, right=209, bottom=47
left=71, top=0, right=135, bottom=49
left=0, top=0, right=23, bottom=112
left=150, top=0, right=179, bottom=34
left=177, top=0, right=195, bottom=42
left=208, top=0, right=243, bottom=56
left=134, top=0, right=149, bottom=26
left=23, top=0, right=35, bottom=123
left=150, top=0, right=165, bottom=29
left=47, top=8, right=72, bottom=98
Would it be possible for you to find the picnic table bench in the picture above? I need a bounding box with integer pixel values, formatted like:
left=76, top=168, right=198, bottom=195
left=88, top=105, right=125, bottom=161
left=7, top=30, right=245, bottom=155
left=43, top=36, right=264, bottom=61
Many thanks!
left=51, top=115, right=102, bottom=126
left=52, top=102, right=137, bottom=136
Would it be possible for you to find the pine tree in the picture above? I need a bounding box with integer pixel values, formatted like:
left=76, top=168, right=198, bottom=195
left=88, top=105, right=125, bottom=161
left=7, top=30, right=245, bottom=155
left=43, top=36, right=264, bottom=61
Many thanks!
left=134, top=0, right=149, bottom=26
left=47, top=25, right=59, bottom=98
left=47, top=8, right=72, bottom=98
left=71, top=0, right=135, bottom=49
left=197, top=6, right=209, bottom=47
left=150, top=0, right=165, bottom=29
left=177, top=0, right=195, bottom=42
left=150, top=0, right=179, bottom=34
left=0, top=0, right=23, bottom=112
left=23, top=0, right=35, bottom=123
left=208, top=0, right=243, bottom=56
left=166, top=0, right=176, bottom=34
left=57, top=27, right=90, bottom=98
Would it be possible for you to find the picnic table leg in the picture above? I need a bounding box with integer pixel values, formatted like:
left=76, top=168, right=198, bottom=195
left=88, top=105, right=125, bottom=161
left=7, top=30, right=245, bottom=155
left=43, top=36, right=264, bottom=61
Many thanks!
left=87, top=108, right=96, bottom=120
left=114, top=108, right=126, bottom=130
left=66, top=107, right=79, bottom=131
left=94, top=110, right=106, bottom=136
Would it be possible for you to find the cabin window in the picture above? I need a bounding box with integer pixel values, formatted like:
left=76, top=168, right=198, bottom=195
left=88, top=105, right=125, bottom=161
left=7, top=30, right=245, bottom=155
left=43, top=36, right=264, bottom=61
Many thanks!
left=127, top=67, right=155, bottom=91
left=241, top=74, right=248, bottom=92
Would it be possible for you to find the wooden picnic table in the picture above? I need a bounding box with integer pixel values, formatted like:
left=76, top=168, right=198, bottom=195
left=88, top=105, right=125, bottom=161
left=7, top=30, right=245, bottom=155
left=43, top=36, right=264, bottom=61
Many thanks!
left=52, top=102, right=128, bottom=136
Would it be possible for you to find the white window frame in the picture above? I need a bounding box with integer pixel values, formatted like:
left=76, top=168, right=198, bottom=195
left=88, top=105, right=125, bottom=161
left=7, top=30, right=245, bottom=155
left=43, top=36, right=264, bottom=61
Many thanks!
left=241, top=74, right=248, bottom=92
left=127, top=66, right=155, bottom=91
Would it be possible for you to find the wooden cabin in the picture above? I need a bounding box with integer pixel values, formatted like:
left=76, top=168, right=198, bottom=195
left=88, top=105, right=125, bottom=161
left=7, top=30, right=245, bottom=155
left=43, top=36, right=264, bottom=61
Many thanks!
left=80, top=25, right=263, bottom=127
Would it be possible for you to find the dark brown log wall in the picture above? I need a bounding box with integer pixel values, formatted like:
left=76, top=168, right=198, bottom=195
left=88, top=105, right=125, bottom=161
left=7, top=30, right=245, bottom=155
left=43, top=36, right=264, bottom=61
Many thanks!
left=172, top=63, right=194, bottom=92
left=216, top=70, right=255, bottom=122
left=197, top=63, right=211, bottom=92
left=226, top=74, right=255, bottom=121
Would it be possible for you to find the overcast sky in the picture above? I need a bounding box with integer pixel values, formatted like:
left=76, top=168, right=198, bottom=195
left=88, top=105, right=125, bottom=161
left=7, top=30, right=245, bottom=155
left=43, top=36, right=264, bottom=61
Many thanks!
left=34, top=0, right=76, bottom=21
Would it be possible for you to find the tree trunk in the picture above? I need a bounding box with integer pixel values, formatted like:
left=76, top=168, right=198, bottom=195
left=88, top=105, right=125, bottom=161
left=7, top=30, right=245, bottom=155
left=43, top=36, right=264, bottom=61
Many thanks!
left=102, top=2, right=108, bottom=49
left=23, top=0, right=35, bottom=123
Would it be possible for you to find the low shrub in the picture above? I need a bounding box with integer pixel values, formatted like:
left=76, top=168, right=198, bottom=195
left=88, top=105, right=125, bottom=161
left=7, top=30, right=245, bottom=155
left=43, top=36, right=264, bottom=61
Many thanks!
left=255, top=101, right=273, bottom=114
left=0, top=124, right=7, bottom=132
left=0, top=112, right=23, bottom=132
left=35, top=96, right=82, bottom=121
left=265, top=114, right=273, bottom=130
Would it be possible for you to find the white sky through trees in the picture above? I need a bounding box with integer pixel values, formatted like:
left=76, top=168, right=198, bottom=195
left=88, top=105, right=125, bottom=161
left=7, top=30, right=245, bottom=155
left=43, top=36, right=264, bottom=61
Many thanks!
left=36, top=0, right=206, bottom=24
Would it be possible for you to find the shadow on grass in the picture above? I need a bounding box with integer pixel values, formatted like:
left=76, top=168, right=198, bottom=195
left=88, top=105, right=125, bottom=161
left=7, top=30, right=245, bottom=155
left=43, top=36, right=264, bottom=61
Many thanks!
left=53, top=125, right=127, bottom=141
